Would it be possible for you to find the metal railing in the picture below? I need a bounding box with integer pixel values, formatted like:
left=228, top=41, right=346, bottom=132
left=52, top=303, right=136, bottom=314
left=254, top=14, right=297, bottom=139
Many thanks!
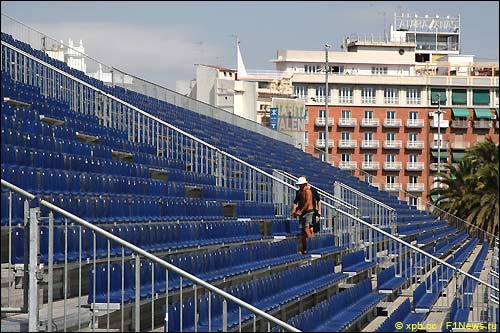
left=1, top=179, right=300, bottom=332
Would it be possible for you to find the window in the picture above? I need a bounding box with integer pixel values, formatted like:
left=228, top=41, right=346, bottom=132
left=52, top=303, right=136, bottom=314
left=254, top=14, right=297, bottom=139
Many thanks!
left=318, top=131, right=325, bottom=140
left=341, top=132, right=350, bottom=141
left=304, top=109, right=309, bottom=123
left=409, top=111, right=418, bottom=120
left=371, top=67, right=388, bottom=75
left=408, top=196, right=418, bottom=207
left=407, top=89, right=421, bottom=104
left=294, top=86, right=307, bottom=100
left=365, top=175, right=374, bottom=183
left=409, top=155, right=418, bottom=163
left=364, top=153, right=373, bottom=162
left=386, top=132, right=396, bottom=141
left=341, top=110, right=351, bottom=119
left=361, top=87, right=376, bottom=104
left=364, top=110, right=373, bottom=119
left=386, top=175, right=396, bottom=184
left=341, top=153, right=351, bottom=162
left=305, top=65, right=320, bottom=73
left=364, top=132, right=374, bottom=141
left=316, top=86, right=326, bottom=102
left=304, top=132, right=309, bottom=145
left=384, top=88, right=398, bottom=104
left=386, top=111, right=396, bottom=120
left=409, top=133, right=418, bottom=141
left=318, top=109, right=325, bottom=118
left=409, top=175, right=418, bottom=184
left=339, top=87, right=353, bottom=103
left=386, top=154, right=396, bottom=163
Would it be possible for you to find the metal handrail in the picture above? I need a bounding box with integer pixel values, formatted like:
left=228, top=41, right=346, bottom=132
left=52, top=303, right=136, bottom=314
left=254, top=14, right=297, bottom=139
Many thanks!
left=272, top=169, right=358, bottom=212
left=5, top=174, right=497, bottom=295
left=0, top=40, right=298, bottom=193
left=334, top=182, right=395, bottom=212
left=1, top=179, right=301, bottom=332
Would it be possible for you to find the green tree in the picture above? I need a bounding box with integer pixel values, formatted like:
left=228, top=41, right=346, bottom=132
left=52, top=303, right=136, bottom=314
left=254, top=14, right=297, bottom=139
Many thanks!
left=429, top=137, right=499, bottom=237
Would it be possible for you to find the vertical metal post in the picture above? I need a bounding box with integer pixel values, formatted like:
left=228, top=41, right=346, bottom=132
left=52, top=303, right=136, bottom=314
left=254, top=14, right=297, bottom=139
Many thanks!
left=222, top=299, right=227, bottom=332
left=8, top=192, right=12, bottom=307
left=135, top=255, right=140, bottom=332
left=28, top=207, right=40, bottom=332
left=48, top=212, right=53, bottom=332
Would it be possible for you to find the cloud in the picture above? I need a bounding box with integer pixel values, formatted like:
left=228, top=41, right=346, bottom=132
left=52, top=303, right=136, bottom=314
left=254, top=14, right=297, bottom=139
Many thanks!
left=27, top=21, right=222, bottom=85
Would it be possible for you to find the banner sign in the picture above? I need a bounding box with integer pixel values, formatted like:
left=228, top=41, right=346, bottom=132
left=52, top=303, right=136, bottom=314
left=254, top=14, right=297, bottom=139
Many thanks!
left=271, top=98, right=306, bottom=132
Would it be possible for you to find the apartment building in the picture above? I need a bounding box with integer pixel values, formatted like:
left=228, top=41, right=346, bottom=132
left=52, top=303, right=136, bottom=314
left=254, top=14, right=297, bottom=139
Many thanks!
left=271, top=15, right=498, bottom=208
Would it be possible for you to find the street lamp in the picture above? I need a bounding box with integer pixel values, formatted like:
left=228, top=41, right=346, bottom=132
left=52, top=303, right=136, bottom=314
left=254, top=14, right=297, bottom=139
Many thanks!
left=435, top=93, right=446, bottom=197
left=324, top=43, right=331, bottom=164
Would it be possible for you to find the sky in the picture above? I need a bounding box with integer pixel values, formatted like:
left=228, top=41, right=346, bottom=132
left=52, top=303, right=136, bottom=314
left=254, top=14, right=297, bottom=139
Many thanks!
left=1, top=1, right=498, bottom=89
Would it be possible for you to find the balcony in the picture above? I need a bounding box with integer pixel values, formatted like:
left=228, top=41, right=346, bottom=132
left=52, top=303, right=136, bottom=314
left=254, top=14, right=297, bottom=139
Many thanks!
left=407, top=98, right=421, bottom=105
left=451, top=119, right=469, bottom=129
left=430, top=119, right=449, bottom=128
left=430, top=163, right=447, bottom=171
left=360, top=140, right=380, bottom=149
left=383, top=118, right=402, bottom=128
left=407, top=183, right=425, bottom=192
left=315, top=139, right=334, bottom=149
left=385, top=183, right=401, bottom=192
left=406, top=141, right=424, bottom=150
left=339, top=96, right=353, bottom=104
left=338, top=161, right=357, bottom=170
left=406, top=162, right=424, bottom=171
left=383, top=140, right=402, bottom=149
left=406, top=119, right=424, bottom=128
left=338, top=140, right=357, bottom=149
left=384, top=98, right=399, bottom=104
left=473, top=120, right=491, bottom=129
left=451, top=142, right=470, bottom=150
left=315, top=117, right=334, bottom=127
left=361, top=162, right=380, bottom=170
left=360, top=118, right=380, bottom=127
left=338, top=118, right=357, bottom=127
left=383, top=162, right=402, bottom=171
left=430, top=142, right=448, bottom=150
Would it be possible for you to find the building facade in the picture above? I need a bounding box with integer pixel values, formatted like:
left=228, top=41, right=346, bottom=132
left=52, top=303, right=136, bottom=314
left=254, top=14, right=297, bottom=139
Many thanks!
left=272, top=33, right=498, bottom=209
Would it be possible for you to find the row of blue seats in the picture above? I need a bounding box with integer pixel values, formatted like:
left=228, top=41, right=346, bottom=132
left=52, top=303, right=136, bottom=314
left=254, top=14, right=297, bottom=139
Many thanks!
left=274, top=279, right=386, bottom=332
left=1, top=162, right=240, bottom=199
left=306, top=234, right=348, bottom=256
left=88, top=239, right=302, bottom=304
left=271, top=218, right=300, bottom=235
left=1, top=129, right=187, bottom=173
left=431, top=232, right=469, bottom=257
left=341, top=249, right=377, bottom=274
left=164, top=259, right=348, bottom=332
left=11, top=220, right=265, bottom=264
left=416, top=226, right=458, bottom=245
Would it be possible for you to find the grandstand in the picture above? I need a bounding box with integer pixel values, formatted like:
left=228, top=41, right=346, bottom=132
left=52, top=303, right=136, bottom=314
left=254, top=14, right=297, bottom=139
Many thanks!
left=1, top=14, right=498, bottom=332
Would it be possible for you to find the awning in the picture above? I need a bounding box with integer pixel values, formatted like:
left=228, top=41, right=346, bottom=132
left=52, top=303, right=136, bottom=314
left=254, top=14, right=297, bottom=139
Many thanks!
left=431, top=151, right=448, bottom=159
left=452, top=152, right=466, bottom=162
left=452, top=108, right=469, bottom=118
left=474, top=108, right=492, bottom=119
left=452, top=89, right=467, bottom=105
left=472, top=90, right=490, bottom=105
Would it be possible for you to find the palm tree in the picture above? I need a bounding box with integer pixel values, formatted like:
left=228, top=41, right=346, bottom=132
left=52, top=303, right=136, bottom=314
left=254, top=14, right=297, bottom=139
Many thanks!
left=429, top=138, right=499, bottom=237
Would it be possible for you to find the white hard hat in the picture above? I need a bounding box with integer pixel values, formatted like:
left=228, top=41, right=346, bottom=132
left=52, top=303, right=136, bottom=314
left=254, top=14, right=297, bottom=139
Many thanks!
left=296, top=177, right=307, bottom=185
